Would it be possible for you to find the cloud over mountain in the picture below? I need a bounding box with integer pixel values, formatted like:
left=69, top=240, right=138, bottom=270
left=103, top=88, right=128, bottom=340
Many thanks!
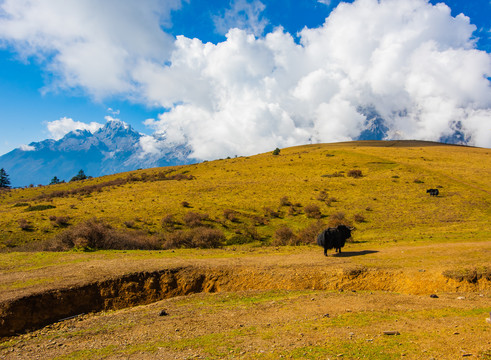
left=0, top=119, right=191, bottom=187
left=46, top=117, right=104, bottom=140
left=1, top=0, right=490, bottom=161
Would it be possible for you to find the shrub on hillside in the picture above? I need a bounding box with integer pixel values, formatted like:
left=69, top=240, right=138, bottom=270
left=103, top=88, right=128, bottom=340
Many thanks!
left=162, top=227, right=225, bottom=249
left=183, top=212, right=210, bottom=227
left=161, top=214, right=176, bottom=228
left=226, top=226, right=261, bottom=245
left=13, top=202, right=29, bottom=207
left=223, top=209, right=240, bottom=222
left=26, top=204, right=56, bottom=212
left=354, top=213, right=366, bottom=223
left=49, top=216, right=70, bottom=227
left=304, top=204, right=322, bottom=219
left=124, top=220, right=136, bottom=228
left=280, top=196, right=292, bottom=206
left=322, top=172, right=344, bottom=178
left=316, top=190, right=329, bottom=202
left=347, top=169, right=363, bottom=178
left=328, top=212, right=351, bottom=227
left=297, top=221, right=326, bottom=244
left=18, top=218, right=33, bottom=231
left=191, top=227, right=225, bottom=248
left=288, top=205, right=299, bottom=216
left=264, top=207, right=280, bottom=218
left=272, top=225, right=297, bottom=246
left=46, top=218, right=160, bottom=251
left=253, top=215, right=269, bottom=226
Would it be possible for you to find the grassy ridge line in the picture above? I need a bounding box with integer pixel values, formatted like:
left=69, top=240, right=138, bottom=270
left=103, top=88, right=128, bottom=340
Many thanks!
left=0, top=142, right=489, bottom=248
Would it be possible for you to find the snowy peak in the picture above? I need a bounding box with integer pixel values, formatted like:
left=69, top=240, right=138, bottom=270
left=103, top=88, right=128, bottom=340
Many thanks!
left=0, top=120, right=192, bottom=187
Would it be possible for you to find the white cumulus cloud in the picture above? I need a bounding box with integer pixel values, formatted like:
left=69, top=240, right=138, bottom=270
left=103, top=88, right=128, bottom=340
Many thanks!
left=46, top=117, right=104, bottom=140
left=19, top=144, right=36, bottom=151
left=0, top=0, right=181, bottom=99
left=136, top=0, right=491, bottom=158
left=1, top=0, right=490, bottom=160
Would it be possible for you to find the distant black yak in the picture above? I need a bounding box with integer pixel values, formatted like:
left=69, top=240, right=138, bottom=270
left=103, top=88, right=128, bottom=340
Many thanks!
left=426, top=188, right=439, bottom=196
left=317, top=225, right=352, bottom=256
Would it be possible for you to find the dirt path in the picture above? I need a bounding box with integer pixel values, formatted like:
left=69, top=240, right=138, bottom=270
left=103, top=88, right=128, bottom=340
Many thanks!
left=1, top=241, right=490, bottom=359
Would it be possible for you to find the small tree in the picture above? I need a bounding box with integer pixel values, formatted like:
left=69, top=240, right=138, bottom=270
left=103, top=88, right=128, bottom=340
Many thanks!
left=70, top=169, right=88, bottom=182
left=272, top=147, right=281, bottom=155
left=50, top=176, right=61, bottom=185
left=0, top=168, right=11, bottom=188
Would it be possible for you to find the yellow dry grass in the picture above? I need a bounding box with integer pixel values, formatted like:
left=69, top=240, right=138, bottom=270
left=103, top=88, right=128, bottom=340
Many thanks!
left=0, top=141, right=489, bottom=248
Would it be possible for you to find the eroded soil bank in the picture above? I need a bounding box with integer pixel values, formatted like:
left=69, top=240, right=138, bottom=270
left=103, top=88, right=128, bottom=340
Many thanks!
left=1, top=263, right=489, bottom=337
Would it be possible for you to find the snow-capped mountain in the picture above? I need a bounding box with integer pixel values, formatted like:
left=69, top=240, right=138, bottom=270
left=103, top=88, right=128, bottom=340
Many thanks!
left=0, top=120, right=192, bottom=187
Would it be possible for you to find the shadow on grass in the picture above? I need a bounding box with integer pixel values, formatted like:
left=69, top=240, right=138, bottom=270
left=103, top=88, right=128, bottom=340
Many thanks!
left=333, top=250, right=378, bottom=257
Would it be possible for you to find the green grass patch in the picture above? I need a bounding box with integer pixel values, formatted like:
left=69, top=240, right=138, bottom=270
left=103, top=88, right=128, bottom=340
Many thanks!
left=25, top=204, right=56, bottom=211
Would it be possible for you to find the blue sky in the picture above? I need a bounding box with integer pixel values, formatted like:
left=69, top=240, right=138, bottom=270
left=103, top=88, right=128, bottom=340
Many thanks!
left=0, top=0, right=490, bottom=157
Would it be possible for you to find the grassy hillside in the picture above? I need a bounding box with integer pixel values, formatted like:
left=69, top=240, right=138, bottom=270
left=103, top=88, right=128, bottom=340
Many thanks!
left=0, top=140, right=489, bottom=250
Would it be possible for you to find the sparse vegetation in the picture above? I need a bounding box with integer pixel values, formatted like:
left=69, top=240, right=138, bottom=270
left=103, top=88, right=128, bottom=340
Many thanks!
left=46, top=218, right=160, bottom=251
left=347, top=169, right=363, bottom=178
left=0, top=142, right=489, bottom=252
left=279, top=196, right=291, bottom=206
left=328, top=212, right=349, bottom=227
left=272, top=225, right=297, bottom=246
left=25, top=204, right=56, bottom=212
left=17, top=218, right=33, bottom=231
left=161, top=214, right=176, bottom=228
left=304, top=204, right=322, bottom=219
left=297, top=220, right=326, bottom=244
left=49, top=215, right=70, bottom=227
left=354, top=213, right=366, bottom=223
left=0, top=143, right=489, bottom=360
left=223, top=209, right=239, bottom=222
left=183, top=212, right=210, bottom=227
left=162, top=227, right=224, bottom=249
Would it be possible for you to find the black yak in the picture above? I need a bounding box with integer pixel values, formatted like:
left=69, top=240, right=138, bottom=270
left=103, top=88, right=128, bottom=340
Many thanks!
left=317, top=225, right=352, bottom=256
left=426, top=188, right=439, bottom=196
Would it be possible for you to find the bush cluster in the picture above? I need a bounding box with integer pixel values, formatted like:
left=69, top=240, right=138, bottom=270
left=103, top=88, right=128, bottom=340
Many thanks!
left=49, top=215, right=70, bottom=227
left=26, top=204, right=56, bottom=212
left=328, top=212, right=351, bottom=227
left=46, top=218, right=160, bottom=251
left=272, top=225, right=297, bottom=246
left=161, top=214, right=176, bottom=228
left=34, top=170, right=195, bottom=201
left=226, top=226, right=261, bottom=245
left=18, top=218, right=33, bottom=231
left=347, top=169, right=363, bottom=178
left=321, top=172, right=344, bottom=178
left=279, top=196, right=291, bottom=206
left=297, top=221, right=326, bottom=244
left=272, top=221, right=327, bottom=246
left=223, top=209, right=240, bottom=222
left=263, top=207, right=280, bottom=218
left=304, top=204, right=322, bottom=219
left=162, top=227, right=225, bottom=249
left=183, top=212, right=210, bottom=227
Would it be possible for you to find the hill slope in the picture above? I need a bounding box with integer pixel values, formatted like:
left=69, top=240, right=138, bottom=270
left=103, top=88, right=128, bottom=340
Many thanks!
left=0, top=140, right=489, bottom=249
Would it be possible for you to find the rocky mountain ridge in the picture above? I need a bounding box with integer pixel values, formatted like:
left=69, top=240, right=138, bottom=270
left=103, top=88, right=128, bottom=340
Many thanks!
left=0, top=120, right=191, bottom=187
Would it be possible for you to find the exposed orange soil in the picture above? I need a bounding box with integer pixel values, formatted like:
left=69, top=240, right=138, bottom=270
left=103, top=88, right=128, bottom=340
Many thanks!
left=1, top=241, right=490, bottom=359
